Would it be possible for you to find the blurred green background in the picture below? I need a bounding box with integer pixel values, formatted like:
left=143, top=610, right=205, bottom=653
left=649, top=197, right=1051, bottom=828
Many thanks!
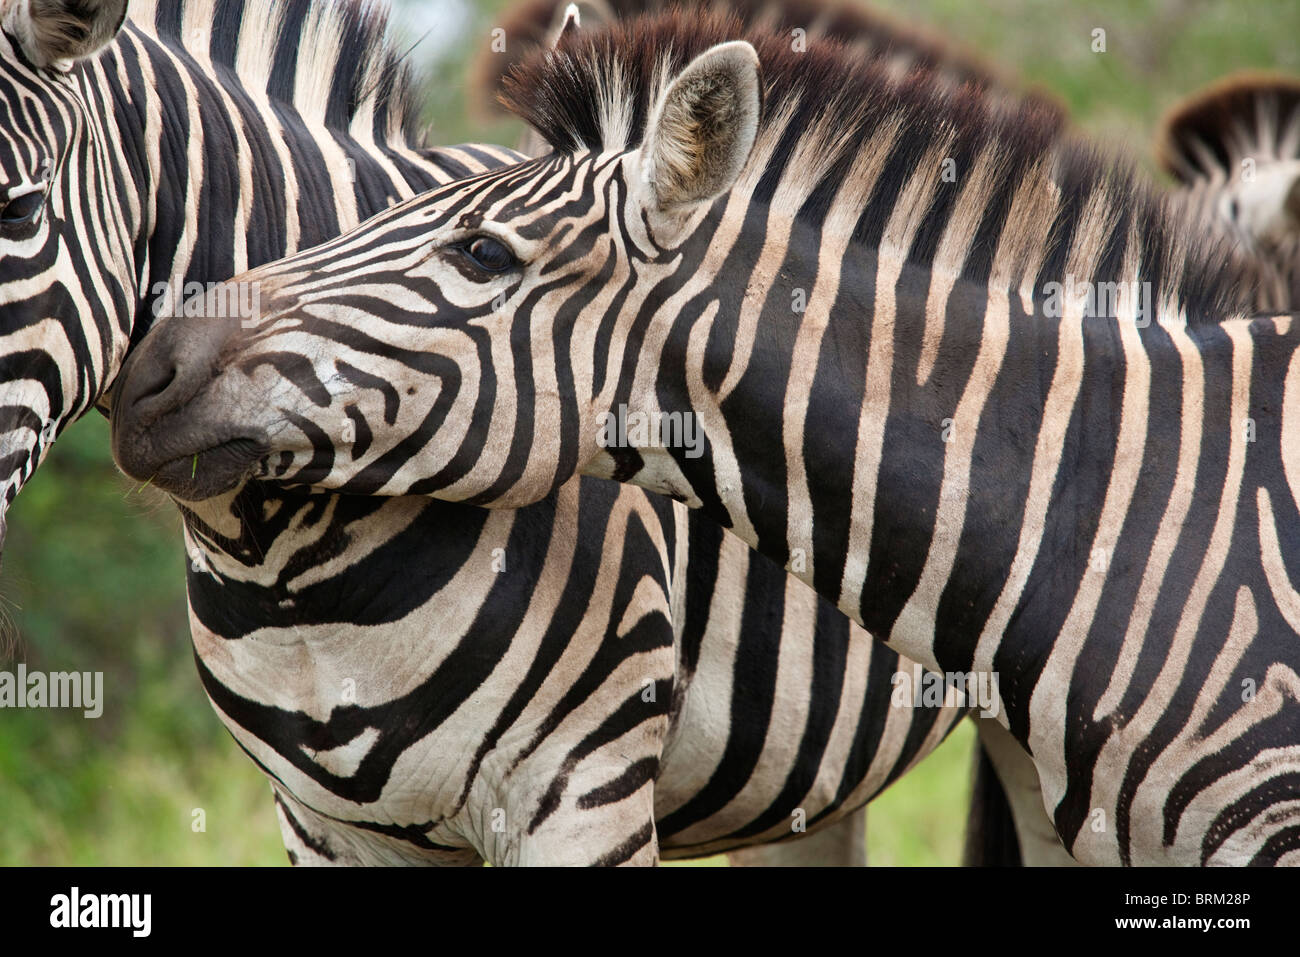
left=1, top=0, right=1296, bottom=866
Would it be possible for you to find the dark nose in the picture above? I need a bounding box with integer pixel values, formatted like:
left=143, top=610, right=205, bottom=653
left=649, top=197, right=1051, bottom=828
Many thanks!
left=113, top=314, right=242, bottom=430
left=110, top=309, right=245, bottom=485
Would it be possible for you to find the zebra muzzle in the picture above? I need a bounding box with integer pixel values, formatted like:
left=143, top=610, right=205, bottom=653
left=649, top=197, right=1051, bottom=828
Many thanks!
left=110, top=315, right=271, bottom=501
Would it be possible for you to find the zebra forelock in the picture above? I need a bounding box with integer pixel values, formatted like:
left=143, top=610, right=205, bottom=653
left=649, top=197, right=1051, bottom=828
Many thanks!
left=502, top=11, right=1262, bottom=325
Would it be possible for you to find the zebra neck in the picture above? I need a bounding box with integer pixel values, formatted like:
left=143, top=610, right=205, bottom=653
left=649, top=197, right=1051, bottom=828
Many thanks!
left=104, top=22, right=450, bottom=354
left=611, top=246, right=1288, bottom=687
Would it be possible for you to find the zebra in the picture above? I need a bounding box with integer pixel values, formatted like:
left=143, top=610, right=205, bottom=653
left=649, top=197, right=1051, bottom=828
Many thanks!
left=0, top=0, right=967, bottom=865
left=471, top=0, right=1049, bottom=123
left=477, top=0, right=1067, bottom=164
left=0, top=0, right=514, bottom=542
left=480, top=0, right=1300, bottom=867
left=483, top=0, right=1087, bottom=866
left=124, top=11, right=1300, bottom=865
left=1156, top=72, right=1300, bottom=311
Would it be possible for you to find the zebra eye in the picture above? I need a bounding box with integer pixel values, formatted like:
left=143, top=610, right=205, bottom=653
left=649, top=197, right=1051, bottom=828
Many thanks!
left=0, top=190, right=45, bottom=226
left=462, top=236, right=517, bottom=274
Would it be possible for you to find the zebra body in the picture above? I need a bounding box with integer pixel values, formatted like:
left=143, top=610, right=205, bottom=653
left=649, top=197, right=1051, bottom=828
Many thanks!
left=238, top=482, right=960, bottom=865
left=135, top=13, right=1300, bottom=865
left=0, top=0, right=965, bottom=865
left=0, top=0, right=506, bottom=518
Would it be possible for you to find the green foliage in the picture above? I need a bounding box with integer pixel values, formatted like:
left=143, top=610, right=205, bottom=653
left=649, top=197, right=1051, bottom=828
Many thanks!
left=866, top=720, right=974, bottom=866
left=2, top=0, right=1296, bottom=866
left=0, top=416, right=287, bottom=865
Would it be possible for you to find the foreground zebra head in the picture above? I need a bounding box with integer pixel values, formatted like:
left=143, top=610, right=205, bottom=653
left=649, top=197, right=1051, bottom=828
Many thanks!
left=112, top=17, right=764, bottom=502
left=111, top=13, right=1252, bottom=512
left=0, top=0, right=133, bottom=542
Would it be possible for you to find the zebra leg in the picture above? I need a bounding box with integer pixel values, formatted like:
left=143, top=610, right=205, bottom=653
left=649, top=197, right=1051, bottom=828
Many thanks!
left=726, top=809, right=867, bottom=866
left=962, top=731, right=1021, bottom=865
left=482, top=760, right=662, bottom=866
left=272, top=787, right=483, bottom=866
left=967, top=717, right=1075, bottom=866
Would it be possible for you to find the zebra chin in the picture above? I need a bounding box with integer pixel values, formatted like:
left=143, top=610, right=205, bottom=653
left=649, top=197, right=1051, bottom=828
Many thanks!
left=144, top=438, right=271, bottom=502
left=111, top=429, right=270, bottom=502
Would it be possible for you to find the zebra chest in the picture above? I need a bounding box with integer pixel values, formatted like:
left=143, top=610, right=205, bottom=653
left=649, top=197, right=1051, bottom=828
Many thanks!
left=178, top=483, right=685, bottom=864
left=190, top=612, right=494, bottom=822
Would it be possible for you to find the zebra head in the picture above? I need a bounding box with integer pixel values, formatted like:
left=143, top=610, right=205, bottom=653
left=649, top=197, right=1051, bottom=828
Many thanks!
left=1157, top=74, right=1300, bottom=309
left=0, top=0, right=133, bottom=545
left=111, top=16, right=771, bottom=506
left=111, top=14, right=1238, bottom=517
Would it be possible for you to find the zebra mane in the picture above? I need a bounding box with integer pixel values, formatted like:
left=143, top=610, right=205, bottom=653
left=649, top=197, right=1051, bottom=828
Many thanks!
left=503, top=11, right=1262, bottom=324
left=1156, top=72, right=1300, bottom=184
left=128, top=0, right=426, bottom=147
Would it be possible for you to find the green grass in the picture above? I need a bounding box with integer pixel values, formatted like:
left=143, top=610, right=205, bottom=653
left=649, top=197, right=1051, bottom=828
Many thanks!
left=0, top=640, right=286, bottom=866
left=866, top=720, right=974, bottom=866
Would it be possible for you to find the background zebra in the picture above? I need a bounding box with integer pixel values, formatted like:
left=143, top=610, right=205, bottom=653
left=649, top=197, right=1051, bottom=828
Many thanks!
left=0, top=0, right=512, bottom=535
left=134, top=11, right=1300, bottom=864
left=1156, top=73, right=1300, bottom=310
left=0, top=0, right=973, bottom=865
left=470, top=0, right=1066, bottom=156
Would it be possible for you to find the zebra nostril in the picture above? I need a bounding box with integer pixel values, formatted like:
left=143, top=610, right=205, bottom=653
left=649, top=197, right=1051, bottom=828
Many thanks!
left=118, top=316, right=241, bottom=423
left=134, top=364, right=177, bottom=404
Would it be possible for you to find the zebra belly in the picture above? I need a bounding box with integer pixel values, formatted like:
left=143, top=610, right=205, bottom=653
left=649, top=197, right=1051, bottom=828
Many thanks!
left=654, top=519, right=966, bottom=858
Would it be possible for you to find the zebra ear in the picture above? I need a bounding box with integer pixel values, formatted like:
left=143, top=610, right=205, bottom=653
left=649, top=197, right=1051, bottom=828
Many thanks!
left=551, top=2, right=605, bottom=43
left=639, top=41, right=762, bottom=212
left=6, top=0, right=128, bottom=69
